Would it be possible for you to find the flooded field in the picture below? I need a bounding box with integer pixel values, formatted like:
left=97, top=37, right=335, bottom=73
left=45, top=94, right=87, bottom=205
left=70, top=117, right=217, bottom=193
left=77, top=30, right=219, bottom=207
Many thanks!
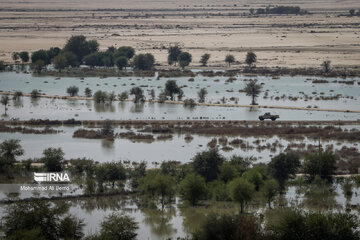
left=1, top=182, right=359, bottom=239
left=0, top=125, right=359, bottom=165
left=1, top=71, right=359, bottom=110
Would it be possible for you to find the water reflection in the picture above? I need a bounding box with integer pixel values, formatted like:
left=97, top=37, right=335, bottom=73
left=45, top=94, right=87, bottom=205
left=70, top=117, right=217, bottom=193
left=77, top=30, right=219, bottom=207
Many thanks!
left=130, top=103, right=145, bottom=113
left=13, top=99, right=23, bottom=108
left=142, top=208, right=177, bottom=237
left=94, top=103, right=115, bottom=113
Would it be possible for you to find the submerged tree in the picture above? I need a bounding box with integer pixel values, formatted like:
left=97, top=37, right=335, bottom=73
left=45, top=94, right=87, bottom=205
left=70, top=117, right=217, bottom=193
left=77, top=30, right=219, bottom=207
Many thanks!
left=180, top=173, right=207, bottom=206
left=130, top=87, right=145, bottom=103
left=1, top=95, right=10, bottom=115
left=164, top=80, right=181, bottom=101
left=229, top=178, right=255, bottom=213
left=84, top=87, right=92, bottom=97
left=66, top=86, right=79, bottom=97
left=303, top=151, right=337, bottom=181
left=197, top=88, right=208, bottom=103
left=244, top=80, right=262, bottom=105
left=41, top=147, right=65, bottom=172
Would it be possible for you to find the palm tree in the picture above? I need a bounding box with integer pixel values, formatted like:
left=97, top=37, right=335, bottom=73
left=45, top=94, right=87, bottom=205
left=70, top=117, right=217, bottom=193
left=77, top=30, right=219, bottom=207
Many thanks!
left=244, top=80, right=262, bottom=105
left=1, top=95, right=10, bottom=115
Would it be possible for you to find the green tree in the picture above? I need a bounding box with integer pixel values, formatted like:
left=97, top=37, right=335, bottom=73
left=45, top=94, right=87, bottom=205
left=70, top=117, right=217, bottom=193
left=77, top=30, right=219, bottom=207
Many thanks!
left=225, top=54, right=235, bottom=67
left=93, top=90, right=108, bottom=103
left=1, top=200, right=83, bottom=240
left=244, top=80, right=262, bottom=105
left=180, top=173, right=207, bottom=205
left=193, top=148, right=225, bottom=182
left=200, top=53, right=211, bottom=66
left=262, top=179, right=280, bottom=208
left=303, top=152, right=337, bottom=181
left=41, top=147, right=65, bottom=172
left=13, top=91, right=23, bottom=101
left=19, top=51, right=29, bottom=63
left=349, top=9, right=355, bottom=16
left=66, top=85, right=79, bottom=97
left=31, top=50, right=49, bottom=64
left=242, top=168, right=264, bottom=191
left=0, top=139, right=24, bottom=172
left=12, top=52, right=20, bottom=63
left=219, top=162, right=238, bottom=183
left=64, top=35, right=97, bottom=61
left=245, top=51, right=257, bottom=67
left=33, top=60, right=46, bottom=73
left=115, top=46, right=135, bottom=59
left=118, top=91, right=128, bottom=101
left=93, top=213, right=138, bottom=240
left=177, top=52, right=192, bottom=69
left=321, top=60, right=331, bottom=74
left=83, top=52, right=103, bottom=67
left=133, top=53, right=155, bottom=70
left=52, top=54, right=67, bottom=72
left=164, top=80, right=181, bottom=101
left=268, top=152, right=300, bottom=190
left=62, top=51, right=79, bottom=67
left=85, top=87, right=92, bottom=97
left=193, top=213, right=264, bottom=240
left=1, top=95, right=10, bottom=115
left=102, top=162, right=126, bottom=187
left=197, top=88, right=208, bottom=103
left=168, top=45, right=181, bottom=66
left=229, top=178, right=255, bottom=213
left=31, top=89, right=40, bottom=98
left=101, top=119, right=114, bottom=137
left=115, top=56, right=128, bottom=70
left=130, top=87, right=145, bottom=103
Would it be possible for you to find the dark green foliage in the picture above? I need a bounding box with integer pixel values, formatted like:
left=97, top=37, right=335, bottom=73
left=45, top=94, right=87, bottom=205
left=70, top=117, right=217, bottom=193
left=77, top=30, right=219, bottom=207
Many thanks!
left=197, top=88, right=208, bottom=103
left=53, top=54, right=67, bottom=72
left=133, top=53, right=155, bottom=70
left=321, top=60, right=331, bottom=74
left=63, top=35, right=98, bottom=61
left=193, top=148, right=225, bottom=182
left=245, top=51, right=257, bottom=67
left=208, top=180, right=230, bottom=201
left=177, top=52, right=192, bottom=69
left=101, top=119, right=114, bottom=136
left=30, top=89, right=40, bottom=98
left=114, top=46, right=135, bottom=59
left=267, top=210, right=360, bottom=240
left=19, top=51, right=29, bottom=63
left=225, top=54, right=235, bottom=67
left=0, top=139, right=24, bottom=173
left=180, top=173, right=207, bottom=205
left=256, top=6, right=305, bottom=15
left=262, top=179, right=280, bottom=208
left=165, top=80, right=181, bottom=100
left=1, top=95, right=10, bottom=115
left=268, top=152, right=300, bottom=190
left=96, top=162, right=126, bottom=188
left=168, top=45, right=182, bottom=65
left=244, top=80, right=262, bottom=105
left=62, top=51, right=79, bottom=67
left=118, top=91, right=128, bottom=101
left=130, top=87, right=145, bottom=103
left=200, top=53, right=211, bottom=66
left=41, top=147, right=65, bottom=172
left=183, top=98, right=196, bottom=107
left=229, top=178, right=255, bottom=213
left=92, top=213, right=138, bottom=240
left=31, top=50, right=49, bottom=64
left=66, top=85, right=79, bottom=97
left=85, top=87, right=92, bottom=97
left=115, top=56, right=128, bottom=70
left=193, top=213, right=264, bottom=240
left=33, top=60, right=45, bottom=73
left=93, top=90, right=109, bottom=103
left=130, top=161, right=147, bottom=189
left=303, top=152, right=337, bottom=181
left=219, top=162, right=238, bottom=183
left=242, top=168, right=264, bottom=191
left=1, top=200, right=83, bottom=240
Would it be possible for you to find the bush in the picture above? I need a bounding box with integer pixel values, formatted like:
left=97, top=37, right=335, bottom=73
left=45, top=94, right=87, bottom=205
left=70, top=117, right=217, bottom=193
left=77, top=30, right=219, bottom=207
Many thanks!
left=183, top=98, right=196, bottom=107
left=66, top=86, right=79, bottom=97
left=93, top=90, right=109, bottom=103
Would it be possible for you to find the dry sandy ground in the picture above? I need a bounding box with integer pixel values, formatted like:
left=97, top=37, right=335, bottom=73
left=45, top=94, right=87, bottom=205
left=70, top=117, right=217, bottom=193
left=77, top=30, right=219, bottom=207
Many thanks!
left=0, top=0, right=359, bottom=69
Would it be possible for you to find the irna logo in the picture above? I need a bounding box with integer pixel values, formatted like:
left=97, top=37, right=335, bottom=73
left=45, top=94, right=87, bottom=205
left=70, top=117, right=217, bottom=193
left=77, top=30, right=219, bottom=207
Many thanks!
left=34, top=172, right=71, bottom=182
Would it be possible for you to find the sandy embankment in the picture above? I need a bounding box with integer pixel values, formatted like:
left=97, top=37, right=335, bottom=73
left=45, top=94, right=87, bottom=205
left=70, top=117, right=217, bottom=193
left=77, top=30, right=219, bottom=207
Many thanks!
left=1, top=91, right=359, bottom=114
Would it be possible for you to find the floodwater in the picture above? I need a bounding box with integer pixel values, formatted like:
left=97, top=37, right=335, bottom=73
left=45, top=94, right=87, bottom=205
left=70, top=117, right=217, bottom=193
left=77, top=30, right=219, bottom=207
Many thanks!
left=0, top=126, right=358, bottom=164
left=0, top=182, right=359, bottom=239
left=1, top=96, right=360, bottom=121
left=0, top=71, right=359, bottom=111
